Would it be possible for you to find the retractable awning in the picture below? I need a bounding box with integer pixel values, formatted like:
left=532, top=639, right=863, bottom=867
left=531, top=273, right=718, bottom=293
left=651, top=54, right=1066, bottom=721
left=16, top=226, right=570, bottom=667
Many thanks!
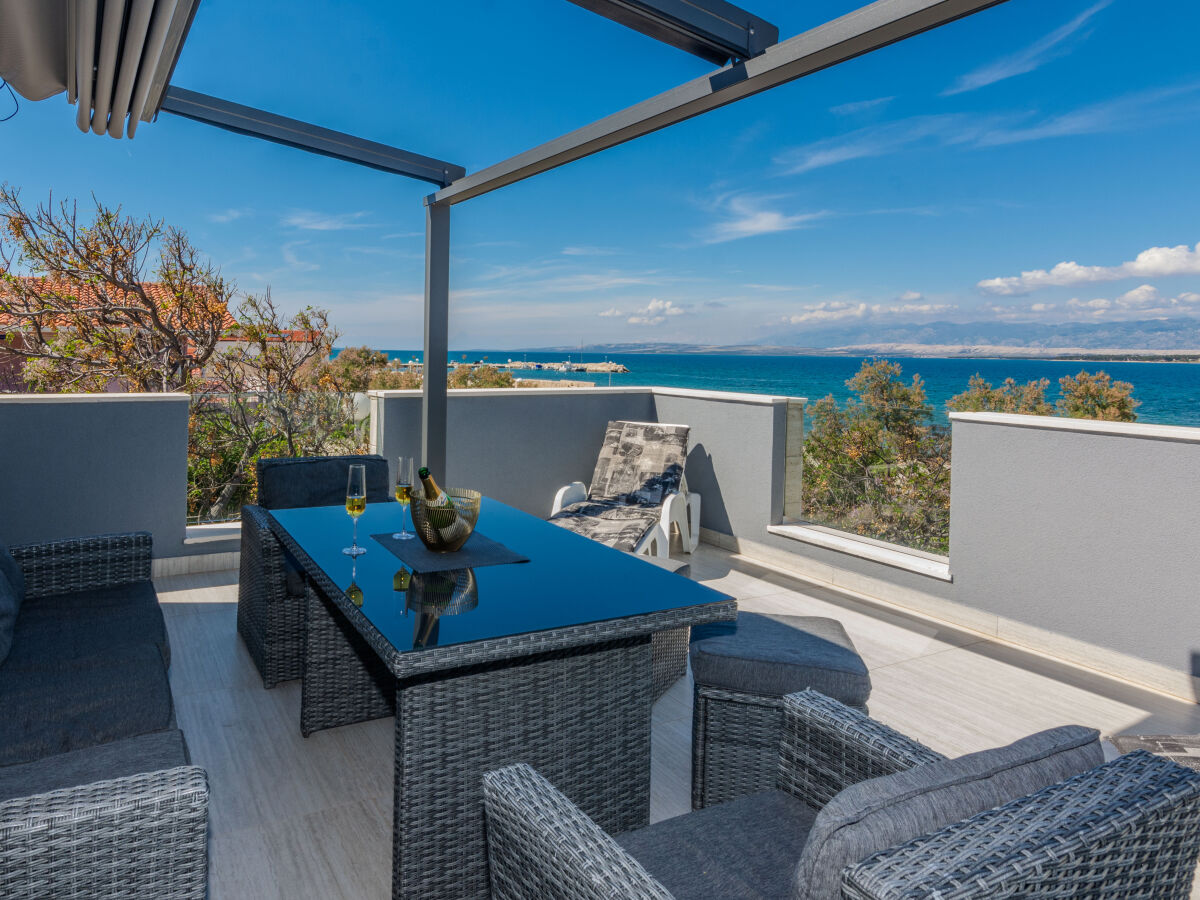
left=0, top=0, right=198, bottom=138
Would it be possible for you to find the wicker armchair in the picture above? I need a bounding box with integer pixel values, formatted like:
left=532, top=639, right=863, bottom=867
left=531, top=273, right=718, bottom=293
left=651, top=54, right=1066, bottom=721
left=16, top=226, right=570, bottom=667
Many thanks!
left=237, top=454, right=390, bottom=687
left=482, top=691, right=1200, bottom=900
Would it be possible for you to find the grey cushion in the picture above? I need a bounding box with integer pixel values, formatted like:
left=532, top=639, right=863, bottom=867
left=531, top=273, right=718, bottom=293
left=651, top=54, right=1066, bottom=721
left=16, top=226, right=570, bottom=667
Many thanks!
left=690, top=613, right=871, bottom=707
left=0, top=728, right=190, bottom=802
left=0, top=570, right=17, bottom=667
left=588, top=420, right=688, bottom=507
left=10, top=581, right=168, bottom=667
left=549, top=499, right=662, bottom=553
left=256, top=454, right=391, bottom=510
left=793, top=724, right=1104, bottom=900
left=619, top=789, right=818, bottom=900
left=0, top=540, right=24, bottom=599
left=0, top=642, right=174, bottom=766
left=18, top=579, right=159, bottom=618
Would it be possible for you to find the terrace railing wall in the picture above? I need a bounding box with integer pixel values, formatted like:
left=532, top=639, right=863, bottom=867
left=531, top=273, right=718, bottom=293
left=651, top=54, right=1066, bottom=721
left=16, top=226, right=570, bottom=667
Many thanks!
left=2, top=388, right=1194, bottom=702
left=368, top=386, right=802, bottom=536
left=0, top=393, right=190, bottom=554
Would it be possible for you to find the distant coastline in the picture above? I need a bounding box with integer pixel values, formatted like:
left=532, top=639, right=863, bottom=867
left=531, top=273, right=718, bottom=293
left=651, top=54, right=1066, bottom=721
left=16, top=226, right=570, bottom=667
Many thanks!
left=525, top=343, right=1200, bottom=363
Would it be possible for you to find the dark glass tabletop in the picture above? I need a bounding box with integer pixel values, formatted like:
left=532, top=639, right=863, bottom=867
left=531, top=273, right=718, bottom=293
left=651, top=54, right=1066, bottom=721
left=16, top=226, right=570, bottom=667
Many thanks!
left=270, top=498, right=731, bottom=654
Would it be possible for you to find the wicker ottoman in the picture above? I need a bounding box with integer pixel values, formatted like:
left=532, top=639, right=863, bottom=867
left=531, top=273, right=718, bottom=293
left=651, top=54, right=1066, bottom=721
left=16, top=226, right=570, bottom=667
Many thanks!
left=689, top=612, right=870, bottom=808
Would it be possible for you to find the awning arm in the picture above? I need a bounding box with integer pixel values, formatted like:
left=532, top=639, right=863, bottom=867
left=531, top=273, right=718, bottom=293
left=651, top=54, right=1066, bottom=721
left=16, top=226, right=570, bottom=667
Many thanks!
left=566, top=0, right=779, bottom=66
left=160, top=87, right=465, bottom=188
left=431, top=0, right=1008, bottom=206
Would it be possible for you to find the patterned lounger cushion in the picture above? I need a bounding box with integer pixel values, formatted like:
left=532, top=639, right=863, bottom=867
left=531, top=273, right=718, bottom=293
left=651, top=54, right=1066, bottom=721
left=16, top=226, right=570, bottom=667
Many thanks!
left=550, top=500, right=663, bottom=553
left=589, top=421, right=688, bottom=506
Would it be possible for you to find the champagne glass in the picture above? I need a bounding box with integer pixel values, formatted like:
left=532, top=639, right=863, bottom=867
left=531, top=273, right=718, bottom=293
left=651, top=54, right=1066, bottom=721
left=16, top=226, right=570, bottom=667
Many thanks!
left=392, top=457, right=415, bottom=540
left=343, top=464, right=368, bottom=557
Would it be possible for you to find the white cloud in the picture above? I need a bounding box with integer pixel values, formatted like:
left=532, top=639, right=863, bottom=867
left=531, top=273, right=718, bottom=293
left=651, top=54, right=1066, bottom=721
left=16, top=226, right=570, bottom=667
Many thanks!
left=984, top=288, right=1200, bottom=322
left=897, top=290, right=924, bottom=302
left=562, top=246, right=618, bottom=256
left=976, top=82, right=1200, bottom=147
left=829, top=96, right=894, bottom=116
left=281, top=241, right=319, bottom=272
left=775, top=83, right=1200, bottom=175
left=944, top=0, right=1112, bottom=95
left=891, top=302, right=956, bottom=316
left=1067, top=297, right=1114, bottom=313
left=1116, top=284, right=1161, bottom=307
left=208, top=208, right=248, bottom=223
left=597, top=307, right=624, bottom=318
left=782, top=301, right=865, bottom=325
left=775, top=116, right=970, bottom=175
left=282, top=210, right=371, bottom=231
left=781, top=300, right=955, bottom=326
left=628, top=298, right=686, bottom=325
left=978, top=242, right=1200, bottom=294
left=1053, top=288, right=1200, bottom=319
left=698, top=193, right=829, bottom=244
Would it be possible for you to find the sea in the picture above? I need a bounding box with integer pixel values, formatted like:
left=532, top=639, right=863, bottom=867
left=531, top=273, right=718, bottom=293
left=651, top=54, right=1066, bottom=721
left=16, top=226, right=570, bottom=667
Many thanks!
left=369, top=350, right=1200, bottom=428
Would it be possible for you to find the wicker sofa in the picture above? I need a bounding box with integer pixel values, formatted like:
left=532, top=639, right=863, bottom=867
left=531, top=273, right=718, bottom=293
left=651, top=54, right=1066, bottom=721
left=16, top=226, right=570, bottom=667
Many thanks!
left=0, top=532, right=209, bottom=899
left=483, top=690, right=1200, bottom=899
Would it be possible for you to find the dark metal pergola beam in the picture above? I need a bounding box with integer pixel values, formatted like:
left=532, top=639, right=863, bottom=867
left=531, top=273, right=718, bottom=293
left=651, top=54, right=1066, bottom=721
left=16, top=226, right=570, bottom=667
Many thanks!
left=432, top=0, right=1008, bottom=206
left=566, top=0, right=779, bottom=66
left=160, top=87, right=465, bottom=188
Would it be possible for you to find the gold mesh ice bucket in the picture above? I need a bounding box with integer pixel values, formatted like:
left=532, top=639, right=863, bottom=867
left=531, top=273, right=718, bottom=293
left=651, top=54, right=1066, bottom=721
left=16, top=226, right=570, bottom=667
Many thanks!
left=409, top=488, right=481, bottom=552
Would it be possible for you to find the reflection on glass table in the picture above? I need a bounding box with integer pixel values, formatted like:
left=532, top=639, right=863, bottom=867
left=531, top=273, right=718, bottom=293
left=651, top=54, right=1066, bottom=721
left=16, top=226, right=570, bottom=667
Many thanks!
left=403, top=569, right=478, bottom=649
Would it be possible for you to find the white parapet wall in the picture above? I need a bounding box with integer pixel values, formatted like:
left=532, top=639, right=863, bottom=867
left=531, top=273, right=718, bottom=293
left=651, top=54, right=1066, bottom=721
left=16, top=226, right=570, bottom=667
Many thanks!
left=746, top=409, right=1200, bottom=701
left=0, top=393, right=190, bottom=557
left=368, top=386, right=804, bottom=529
left=948, top=411, right=1200, bottom=701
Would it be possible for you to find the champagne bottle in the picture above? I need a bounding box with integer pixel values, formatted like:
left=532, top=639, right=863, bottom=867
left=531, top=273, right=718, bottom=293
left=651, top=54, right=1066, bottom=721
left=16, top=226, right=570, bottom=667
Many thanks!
left=416, top=467, right=469, bottom=544
left=417, top=467, right=451, bottom=506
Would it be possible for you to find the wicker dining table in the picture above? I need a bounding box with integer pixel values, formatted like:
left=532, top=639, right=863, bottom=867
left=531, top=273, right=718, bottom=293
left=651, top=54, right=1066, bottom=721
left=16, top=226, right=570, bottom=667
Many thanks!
left=266, top=497, right=735, bottom=900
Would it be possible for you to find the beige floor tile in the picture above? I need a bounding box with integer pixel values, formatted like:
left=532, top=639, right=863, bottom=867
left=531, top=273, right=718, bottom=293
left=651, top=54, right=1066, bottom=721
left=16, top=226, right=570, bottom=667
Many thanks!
left=158, top=552, right=1199, bottom=898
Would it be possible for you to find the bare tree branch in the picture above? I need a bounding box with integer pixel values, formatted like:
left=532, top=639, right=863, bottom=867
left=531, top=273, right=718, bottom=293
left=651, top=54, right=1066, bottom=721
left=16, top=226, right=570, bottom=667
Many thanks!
left=0, top=185, right=233, bottom=392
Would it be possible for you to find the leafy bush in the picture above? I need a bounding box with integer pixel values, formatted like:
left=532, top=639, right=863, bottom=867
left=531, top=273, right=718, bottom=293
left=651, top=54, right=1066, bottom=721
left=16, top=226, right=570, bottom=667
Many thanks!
left=808, top=363, right=1141, bottom=554
left=803, top=360, right=950, bottom=554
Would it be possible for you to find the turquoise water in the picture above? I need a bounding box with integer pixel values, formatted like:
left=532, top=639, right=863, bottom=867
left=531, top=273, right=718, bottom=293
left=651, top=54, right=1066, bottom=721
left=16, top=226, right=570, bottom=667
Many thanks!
left=370, top=350, right=1200, bottom=427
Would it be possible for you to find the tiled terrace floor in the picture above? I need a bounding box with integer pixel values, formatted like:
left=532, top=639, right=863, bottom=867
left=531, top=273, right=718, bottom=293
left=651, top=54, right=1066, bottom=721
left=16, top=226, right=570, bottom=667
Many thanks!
left=159, top=545, right=1200, bottom=899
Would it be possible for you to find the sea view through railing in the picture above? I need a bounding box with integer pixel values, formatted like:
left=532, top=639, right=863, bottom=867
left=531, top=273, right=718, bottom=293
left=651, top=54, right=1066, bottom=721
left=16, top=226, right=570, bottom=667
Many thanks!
left=367, top=350, right=1200, bottom=427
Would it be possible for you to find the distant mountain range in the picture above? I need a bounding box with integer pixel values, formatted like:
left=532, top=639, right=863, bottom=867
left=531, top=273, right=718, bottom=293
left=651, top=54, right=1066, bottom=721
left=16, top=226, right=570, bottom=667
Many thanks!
left=541, top=318, right=1200, bottom=357
left=765, top=318, right=1200, bottom=351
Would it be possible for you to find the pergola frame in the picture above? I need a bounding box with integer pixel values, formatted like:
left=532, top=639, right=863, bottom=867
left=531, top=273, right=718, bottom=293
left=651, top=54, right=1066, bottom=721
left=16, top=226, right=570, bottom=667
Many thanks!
left=156, top=0, right=1010, bottom=477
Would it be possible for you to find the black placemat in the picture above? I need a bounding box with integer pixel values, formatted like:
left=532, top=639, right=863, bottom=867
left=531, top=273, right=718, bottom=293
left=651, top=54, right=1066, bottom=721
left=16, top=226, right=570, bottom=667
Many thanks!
left=370, top=530, right=529, bottom=573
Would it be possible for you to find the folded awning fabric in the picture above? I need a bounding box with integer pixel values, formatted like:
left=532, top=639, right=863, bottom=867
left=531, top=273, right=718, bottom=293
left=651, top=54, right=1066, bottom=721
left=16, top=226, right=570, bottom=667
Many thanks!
left=0, top=0, right=198, bottom=138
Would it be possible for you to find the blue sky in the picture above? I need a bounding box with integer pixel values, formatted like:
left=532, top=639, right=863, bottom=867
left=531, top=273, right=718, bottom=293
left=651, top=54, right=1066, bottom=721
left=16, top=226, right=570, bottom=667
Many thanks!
left=2, top=0, right=1199, bottom=349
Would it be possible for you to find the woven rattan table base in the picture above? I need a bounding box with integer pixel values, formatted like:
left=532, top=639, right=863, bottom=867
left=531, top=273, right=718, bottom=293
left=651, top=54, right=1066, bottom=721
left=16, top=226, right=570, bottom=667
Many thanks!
left=302, top=587, right=395, bottom=736
left=301, top=585, right=651, bottom=900
left=393, top=638, right=650, bottom=899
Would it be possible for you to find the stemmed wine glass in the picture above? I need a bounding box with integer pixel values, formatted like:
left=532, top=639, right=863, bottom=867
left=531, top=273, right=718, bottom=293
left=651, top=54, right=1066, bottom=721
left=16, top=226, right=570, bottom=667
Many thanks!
left=393, top=457, right=415, bottom=541
left=343, top=463, right=368, bottom=557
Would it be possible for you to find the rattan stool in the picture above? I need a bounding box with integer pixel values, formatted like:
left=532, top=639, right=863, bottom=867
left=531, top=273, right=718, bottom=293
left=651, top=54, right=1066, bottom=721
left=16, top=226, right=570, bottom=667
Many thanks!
left=690, top=612, right=870, bottom=808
